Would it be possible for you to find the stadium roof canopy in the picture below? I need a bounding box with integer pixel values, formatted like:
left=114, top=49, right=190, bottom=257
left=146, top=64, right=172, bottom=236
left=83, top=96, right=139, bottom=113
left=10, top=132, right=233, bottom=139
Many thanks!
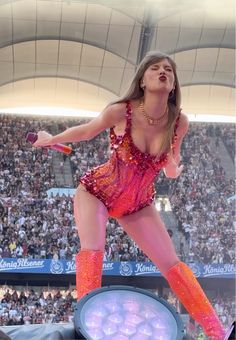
left=0, top=0, right=235, bottom=120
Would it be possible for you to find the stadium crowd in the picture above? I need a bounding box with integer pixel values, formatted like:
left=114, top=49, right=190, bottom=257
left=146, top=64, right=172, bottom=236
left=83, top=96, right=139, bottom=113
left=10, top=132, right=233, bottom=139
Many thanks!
left=215, top=124, right=235, bottom=162
left=0, top=285, right=75, bottom=325
left=0, top=114, right=234, bottom=264
left=169, top=123, right=235, bottom=264
left=0, top=115, right=57, bottom=198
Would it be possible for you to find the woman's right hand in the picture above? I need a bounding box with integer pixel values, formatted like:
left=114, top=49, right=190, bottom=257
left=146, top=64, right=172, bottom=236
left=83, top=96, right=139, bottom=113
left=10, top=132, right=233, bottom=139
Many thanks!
left=33, top=131, right=54, bottom=148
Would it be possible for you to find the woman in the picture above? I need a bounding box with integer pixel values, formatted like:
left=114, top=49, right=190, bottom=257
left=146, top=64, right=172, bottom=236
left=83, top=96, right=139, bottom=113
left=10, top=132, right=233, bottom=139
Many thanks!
left=34, top=51, right=226, bottom=339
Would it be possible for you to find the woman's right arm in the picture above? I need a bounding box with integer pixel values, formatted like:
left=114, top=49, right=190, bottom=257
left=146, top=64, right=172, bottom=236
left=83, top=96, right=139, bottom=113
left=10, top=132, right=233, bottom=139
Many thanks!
left=33, top=103, right=126, bottom=147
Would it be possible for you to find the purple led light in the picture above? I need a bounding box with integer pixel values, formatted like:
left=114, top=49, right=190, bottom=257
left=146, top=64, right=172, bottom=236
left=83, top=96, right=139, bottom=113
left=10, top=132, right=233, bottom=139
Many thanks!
left=130, top=333, right=150, bottom=340
left=104, top=300, right=121, bottom=312
left=86, top=328, right=104, bottom=339
left=123, top=299, right=140, bottom=313
left=124, top=312, right=144, bottom=325
left=81, top=290, right=178, bottom=339
left=141, top=308, right=158, bottom=319
left=151, top=316, right=169, bottom=329
left=137, top=323, right=153, bottom=336
left=109, top=334, right=129, bottom=340
left=84, top=314, right=103, bottom=329
left=89, top=305, right=107, bottom=317
left=108, top=312, right=124, bottom=324
left=102, top=320, right=118, bottom=335
left=153, top=328, right=172, bottom=339
left=119, top=322, right=137, bottom=336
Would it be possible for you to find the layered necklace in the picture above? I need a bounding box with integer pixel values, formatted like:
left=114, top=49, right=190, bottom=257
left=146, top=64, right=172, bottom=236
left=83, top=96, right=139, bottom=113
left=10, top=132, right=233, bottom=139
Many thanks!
left=139, top=99, right=168, bottom=125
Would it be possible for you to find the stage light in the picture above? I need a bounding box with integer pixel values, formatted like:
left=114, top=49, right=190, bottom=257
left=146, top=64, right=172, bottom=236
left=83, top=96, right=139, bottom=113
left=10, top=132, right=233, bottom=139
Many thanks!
left=74, top=285, right=184, bottom=340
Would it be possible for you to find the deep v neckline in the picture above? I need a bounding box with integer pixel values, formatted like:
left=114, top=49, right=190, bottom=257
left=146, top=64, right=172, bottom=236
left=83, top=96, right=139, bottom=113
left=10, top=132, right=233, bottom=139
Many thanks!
left=127, top=101, right=167, bottom=161
left=110, top=101, right=181, bottom=165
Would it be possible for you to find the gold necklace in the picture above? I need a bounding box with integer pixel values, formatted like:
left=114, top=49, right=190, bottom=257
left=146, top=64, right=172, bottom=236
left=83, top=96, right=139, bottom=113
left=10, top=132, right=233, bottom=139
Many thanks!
left=139, top=100, right=168, bottom=125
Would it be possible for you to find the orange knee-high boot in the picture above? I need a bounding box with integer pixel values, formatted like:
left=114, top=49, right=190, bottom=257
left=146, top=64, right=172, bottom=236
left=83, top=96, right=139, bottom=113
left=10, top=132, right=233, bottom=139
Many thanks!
left=166, top=262, right=226, bottom=340
left=76, top=249, right=103, bottom=300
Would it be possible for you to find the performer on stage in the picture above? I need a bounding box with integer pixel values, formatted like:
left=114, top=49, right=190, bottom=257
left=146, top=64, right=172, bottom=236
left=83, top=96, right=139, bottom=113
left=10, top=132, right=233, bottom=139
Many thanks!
left=33, top=51, right=226, bottom=339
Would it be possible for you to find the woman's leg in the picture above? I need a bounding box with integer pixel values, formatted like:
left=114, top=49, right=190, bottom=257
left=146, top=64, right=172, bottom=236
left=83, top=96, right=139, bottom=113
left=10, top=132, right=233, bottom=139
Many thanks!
left=117, top=205, right=225, bottom=339
left=117, top=204, right=179, bottom=275
left=74, top=184, right=108, bottom=300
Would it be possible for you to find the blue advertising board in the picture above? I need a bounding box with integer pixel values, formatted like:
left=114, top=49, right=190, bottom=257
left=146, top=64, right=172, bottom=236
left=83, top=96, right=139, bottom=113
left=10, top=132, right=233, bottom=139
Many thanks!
left=0, top=258, right=235, bottom=278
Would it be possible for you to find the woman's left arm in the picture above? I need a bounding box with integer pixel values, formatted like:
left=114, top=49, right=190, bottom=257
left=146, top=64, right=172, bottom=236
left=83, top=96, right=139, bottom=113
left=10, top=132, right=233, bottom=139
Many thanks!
left=163, top=112, right=189, bottom=178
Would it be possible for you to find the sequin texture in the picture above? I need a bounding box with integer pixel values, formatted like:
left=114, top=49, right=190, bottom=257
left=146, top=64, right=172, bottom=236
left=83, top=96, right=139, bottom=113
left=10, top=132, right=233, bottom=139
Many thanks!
left=80, top=101, right=180, bottom=218
left=76, top=250, right=103, bottom=300
left=166, top=262, right=226, bottom=339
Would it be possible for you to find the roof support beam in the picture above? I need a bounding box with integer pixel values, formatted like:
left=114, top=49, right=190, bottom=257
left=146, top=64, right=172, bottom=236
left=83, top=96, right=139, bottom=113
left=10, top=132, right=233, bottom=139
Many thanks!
left=136, top=5, right=156, bottom=65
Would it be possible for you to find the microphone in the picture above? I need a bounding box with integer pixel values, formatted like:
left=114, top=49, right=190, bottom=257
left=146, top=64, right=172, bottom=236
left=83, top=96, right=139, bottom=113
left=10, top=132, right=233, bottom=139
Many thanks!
left=26, top=132, right=73, bottom=155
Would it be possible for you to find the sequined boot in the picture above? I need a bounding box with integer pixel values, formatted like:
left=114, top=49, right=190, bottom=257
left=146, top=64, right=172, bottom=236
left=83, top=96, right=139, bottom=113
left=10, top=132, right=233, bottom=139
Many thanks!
left=76, top=249, right=103, bottom=300
left=166, top=262, right=226, bottom=340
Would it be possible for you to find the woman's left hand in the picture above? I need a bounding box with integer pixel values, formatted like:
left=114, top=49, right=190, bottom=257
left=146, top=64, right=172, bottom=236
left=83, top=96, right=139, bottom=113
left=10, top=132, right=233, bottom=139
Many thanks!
left=163, top=155, right=184, bottom=178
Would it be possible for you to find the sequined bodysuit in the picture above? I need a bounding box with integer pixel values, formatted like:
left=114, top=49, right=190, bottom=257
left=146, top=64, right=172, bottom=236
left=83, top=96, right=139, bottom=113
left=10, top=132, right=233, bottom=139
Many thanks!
left=80, top=101, right=180, bottom=218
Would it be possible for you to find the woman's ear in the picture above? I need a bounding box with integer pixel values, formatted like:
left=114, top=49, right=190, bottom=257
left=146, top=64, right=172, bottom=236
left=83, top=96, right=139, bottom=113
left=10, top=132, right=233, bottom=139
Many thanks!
left=140, top=80, right=145, bottom=89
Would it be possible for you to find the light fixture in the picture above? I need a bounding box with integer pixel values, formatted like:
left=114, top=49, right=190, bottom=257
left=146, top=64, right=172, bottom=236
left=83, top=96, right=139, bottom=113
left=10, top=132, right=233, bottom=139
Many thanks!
left=74, top=285, right=184, bottom=339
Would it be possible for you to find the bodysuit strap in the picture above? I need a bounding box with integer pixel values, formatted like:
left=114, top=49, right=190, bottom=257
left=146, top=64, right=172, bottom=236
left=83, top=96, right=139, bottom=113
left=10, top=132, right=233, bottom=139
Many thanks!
left=124, top=101, right=132, bottom=133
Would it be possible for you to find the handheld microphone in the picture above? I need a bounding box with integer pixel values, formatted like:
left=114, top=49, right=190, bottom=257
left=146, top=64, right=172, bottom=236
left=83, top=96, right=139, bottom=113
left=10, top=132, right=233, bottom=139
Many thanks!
left=26, top=132, right=73, bottom=155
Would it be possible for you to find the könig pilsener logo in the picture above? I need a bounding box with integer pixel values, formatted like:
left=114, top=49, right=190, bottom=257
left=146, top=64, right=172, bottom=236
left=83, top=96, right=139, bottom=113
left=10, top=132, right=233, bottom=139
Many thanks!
left=50, top=260, right=64, bottom=274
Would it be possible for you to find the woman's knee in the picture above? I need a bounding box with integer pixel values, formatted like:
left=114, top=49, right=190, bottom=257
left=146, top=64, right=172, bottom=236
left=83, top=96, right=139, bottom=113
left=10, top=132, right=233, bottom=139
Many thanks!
left=162, top=257, right=180, bottom=277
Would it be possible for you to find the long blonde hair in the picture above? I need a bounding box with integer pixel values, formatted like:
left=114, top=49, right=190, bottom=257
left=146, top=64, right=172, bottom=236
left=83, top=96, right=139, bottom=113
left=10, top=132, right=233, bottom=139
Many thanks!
left=112, top=51, right=181, bottom=155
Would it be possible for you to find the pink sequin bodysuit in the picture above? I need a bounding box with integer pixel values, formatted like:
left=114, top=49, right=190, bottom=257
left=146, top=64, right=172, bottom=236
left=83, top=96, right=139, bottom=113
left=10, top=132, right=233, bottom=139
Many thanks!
left=80, top=101, right=180, bottom=218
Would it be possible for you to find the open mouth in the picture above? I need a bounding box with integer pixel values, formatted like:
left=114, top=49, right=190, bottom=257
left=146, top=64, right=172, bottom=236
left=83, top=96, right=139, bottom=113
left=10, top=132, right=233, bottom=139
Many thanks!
left=159, top=76, right=167, bottom=81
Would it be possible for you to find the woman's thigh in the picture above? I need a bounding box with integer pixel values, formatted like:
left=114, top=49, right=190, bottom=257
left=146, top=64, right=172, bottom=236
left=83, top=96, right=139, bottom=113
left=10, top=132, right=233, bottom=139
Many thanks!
left=117, top=205, right=179, bottom=276
left=74, top=184, right=108, bottom=250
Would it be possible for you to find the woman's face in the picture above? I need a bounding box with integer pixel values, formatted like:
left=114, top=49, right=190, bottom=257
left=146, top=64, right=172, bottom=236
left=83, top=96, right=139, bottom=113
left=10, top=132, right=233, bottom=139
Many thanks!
left=142, top=58, right=175, bottom=94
